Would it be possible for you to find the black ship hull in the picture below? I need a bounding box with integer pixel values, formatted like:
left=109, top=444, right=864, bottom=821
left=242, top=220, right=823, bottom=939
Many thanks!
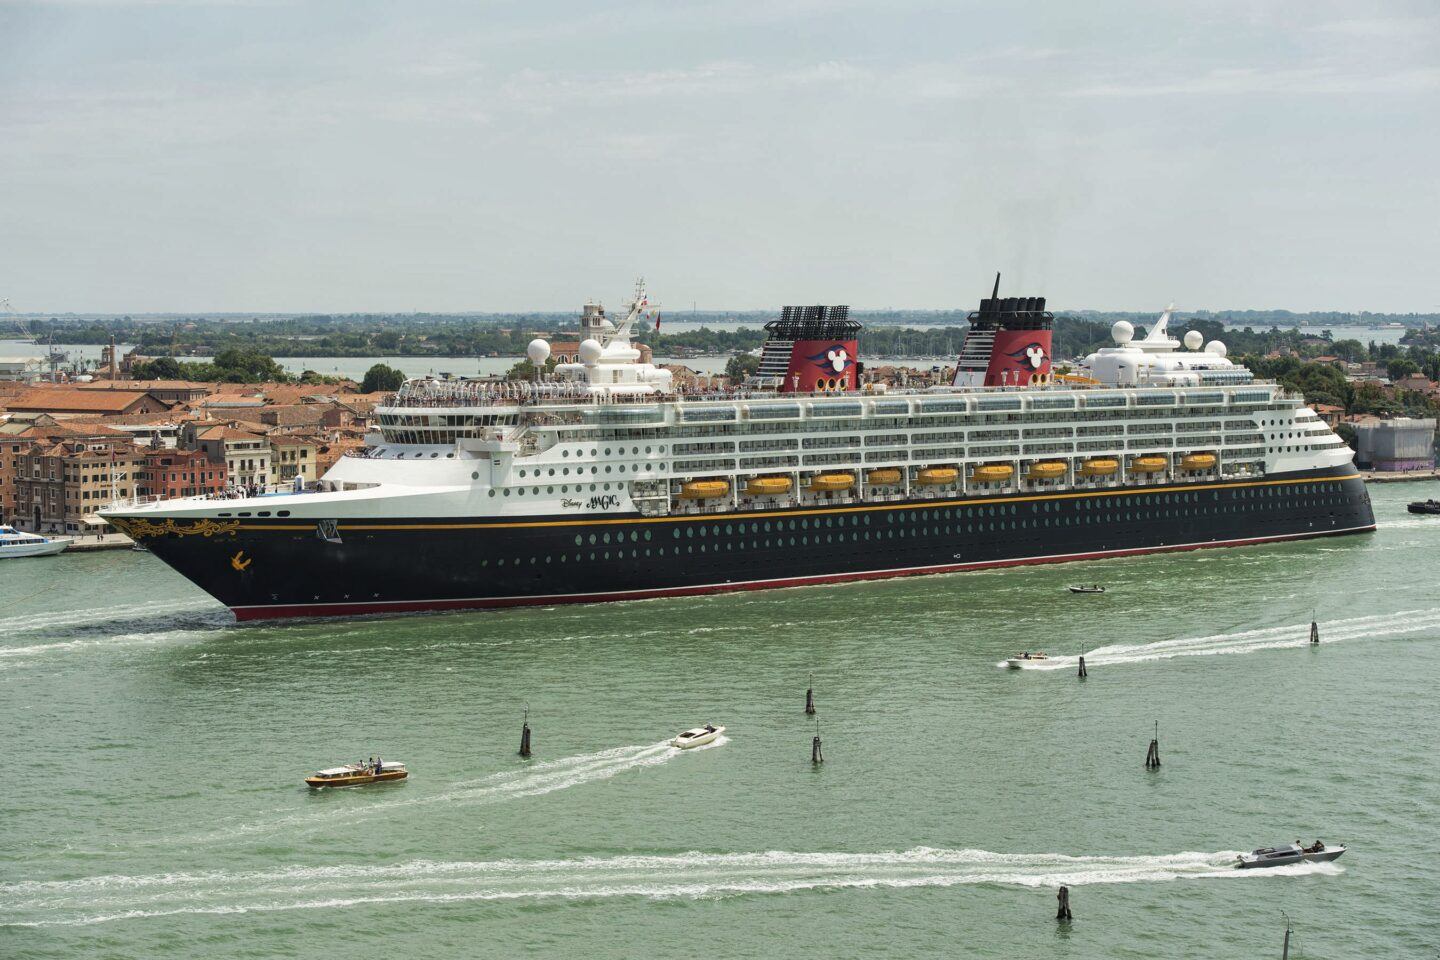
left=116, top=466, right=1374, bottom=621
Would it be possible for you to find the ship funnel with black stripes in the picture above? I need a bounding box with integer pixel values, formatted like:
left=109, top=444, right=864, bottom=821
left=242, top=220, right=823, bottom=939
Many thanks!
left=752, top=305, right=862, bottom=393
left=952, top=274, right=1054, bottom=387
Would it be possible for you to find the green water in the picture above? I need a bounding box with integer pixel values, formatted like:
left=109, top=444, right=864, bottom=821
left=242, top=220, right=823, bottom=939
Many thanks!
left=3, top=482, right=1437, bottom=958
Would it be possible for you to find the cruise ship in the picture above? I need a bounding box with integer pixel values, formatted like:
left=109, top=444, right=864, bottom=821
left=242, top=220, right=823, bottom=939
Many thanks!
left=101, top=280, right=1375, bottom=621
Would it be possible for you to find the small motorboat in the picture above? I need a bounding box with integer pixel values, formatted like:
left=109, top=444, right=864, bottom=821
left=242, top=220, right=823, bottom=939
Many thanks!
left=1407, top=500, right=1440, bottom=515
left=671, top=724, right=724, bottom=749
left=0, top=525, right=73, bottom=558
left=1068, top=584, right=1106, bottom=594
left=1235, top=841, right=1345, bottom=869
left=305, top=760, right=408, bottom=789
left=1005, top=652, right=1050, bottom=668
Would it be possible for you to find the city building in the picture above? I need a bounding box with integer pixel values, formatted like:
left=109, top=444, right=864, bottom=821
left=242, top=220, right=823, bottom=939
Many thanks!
left=1354, top=417, right=1437, bottom=471
left=184, top=423, right=272, bottom=491
left=269, top=435, right=318, bottom=486
left=0, top=418, right=131, bottom=526
left=139, top=447, right=228, bottom=500
left=80, top=380, right=212, bottom=404
left=4, top=386, right=171, bottom=417
left=13, top=438, right=143, bottom=532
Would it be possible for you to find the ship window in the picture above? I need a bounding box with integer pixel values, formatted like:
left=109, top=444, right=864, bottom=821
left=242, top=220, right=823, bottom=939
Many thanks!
left=673, top=529, right=680, bottom=539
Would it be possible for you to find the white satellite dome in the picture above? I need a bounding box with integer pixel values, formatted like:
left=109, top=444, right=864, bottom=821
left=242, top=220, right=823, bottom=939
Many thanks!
left=1183, top=330, right=1204, bottom=350
left=1205, top=339, right=1228, bottom=357
left=1111, top=320, right=1135, bottom=344
left=578, top=338, right=604, bottom=364
left=600, top=319, right=616, bottom=332
left=526, top=338, right=551, bottom=363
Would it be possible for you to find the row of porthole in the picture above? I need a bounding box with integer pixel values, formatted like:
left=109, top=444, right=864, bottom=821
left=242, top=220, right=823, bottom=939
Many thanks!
left=559, top=446, right=668, bottom=459
left=476, top=505, right=1353, bottom=566
left=516, top=463, right=666, bottom=479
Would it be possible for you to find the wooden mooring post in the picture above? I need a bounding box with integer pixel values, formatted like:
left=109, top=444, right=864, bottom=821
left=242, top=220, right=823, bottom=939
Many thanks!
left=811, top=718, right=823, bottom=764
left=805, top=673, right=816, bottom=715
left=1056, top=885, right=1073, bottom=921
left=1078, top=655, right=1088, bottom=678
left=519, top=707, right=532, bottom=758
left=1144, top=721, right=1161, bottom=769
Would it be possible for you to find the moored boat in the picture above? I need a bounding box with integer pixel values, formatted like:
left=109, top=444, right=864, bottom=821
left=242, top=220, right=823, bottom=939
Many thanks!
left=671, top=724, right=724, bottom=749
left=0, top=525, right=73, bottom=559
left=1407, top=499, right=1440, bottom=515
left=1235, top=841, right=1344, bottom=869
left=305, top=760, right=408, bottom=788
left=1005, top=652, right=1050, bottom=668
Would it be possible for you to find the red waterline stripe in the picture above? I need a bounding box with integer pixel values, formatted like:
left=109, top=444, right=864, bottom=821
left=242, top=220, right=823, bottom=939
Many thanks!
left=229, top=523, right=1376, bottom=622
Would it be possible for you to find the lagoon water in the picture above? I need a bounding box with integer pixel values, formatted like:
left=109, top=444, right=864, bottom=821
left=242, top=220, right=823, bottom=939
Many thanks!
left=2, top=482, right=1437, bottom=958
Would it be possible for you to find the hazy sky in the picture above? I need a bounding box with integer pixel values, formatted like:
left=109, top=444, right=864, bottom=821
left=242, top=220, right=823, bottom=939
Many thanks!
left=2, top=0, right=1437, bottom=314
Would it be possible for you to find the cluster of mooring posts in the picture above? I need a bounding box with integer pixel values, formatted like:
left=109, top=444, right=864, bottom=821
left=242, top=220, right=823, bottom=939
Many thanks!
left=1145, top=721, right=1162, bottom=770
left=806, top=674, right=823, bottom=764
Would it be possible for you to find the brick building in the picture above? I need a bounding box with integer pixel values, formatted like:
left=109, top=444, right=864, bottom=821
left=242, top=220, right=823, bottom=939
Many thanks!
left=139, top=447, right=228, bottom=500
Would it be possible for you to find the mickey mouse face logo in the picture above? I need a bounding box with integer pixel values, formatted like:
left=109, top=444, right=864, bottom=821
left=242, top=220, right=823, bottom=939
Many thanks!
left=806, top=345, right=851, bottom=373
left=1005, top=342, right=1048, bottom=370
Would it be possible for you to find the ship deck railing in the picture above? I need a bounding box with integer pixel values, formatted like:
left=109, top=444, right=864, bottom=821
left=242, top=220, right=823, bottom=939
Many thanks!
left=387, top=377, right=1283, bottom=410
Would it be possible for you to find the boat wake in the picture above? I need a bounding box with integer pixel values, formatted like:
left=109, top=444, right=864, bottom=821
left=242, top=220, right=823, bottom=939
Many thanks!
left=0, top=846, right=1337, bottom=927
left=0, top=601, right=230, bottom=669
left=194, top=737, right=726, bottom=843
left=1000, top=606, right=1440, bottom=670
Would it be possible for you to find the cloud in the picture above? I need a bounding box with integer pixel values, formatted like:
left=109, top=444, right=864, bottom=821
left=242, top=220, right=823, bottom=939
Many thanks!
left=1069, top=65, right=1440, bottom=98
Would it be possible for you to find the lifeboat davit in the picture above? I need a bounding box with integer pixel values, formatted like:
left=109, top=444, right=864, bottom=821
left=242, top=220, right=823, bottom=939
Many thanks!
left=1181, top=453, right=1217, bottom=471
left=679, top=480, right=730, bottom=500
left=1026, top=461, right=1066, bottom=480
left=1079, top=458, right=1119, bottom=477
left=972, top=464, right=1014, bottom=483
left=1128, top=456, right=1168, bottom=474
left=915, top=467, right=960, bottom=486
left=745, top=476, right=792, bottom=496
left=865, top=468, right=903, bottom=486
left=807, top=473, right=855, bottom=492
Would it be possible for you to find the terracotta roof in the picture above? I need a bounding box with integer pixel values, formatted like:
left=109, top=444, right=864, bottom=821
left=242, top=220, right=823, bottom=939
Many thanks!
left=269, top=435, right=316, bottom=447
left=5, top=387, right=158, bottom=414
left=77, top=380, right=211, bottom=391
left=197, top=425, right=266, bottom=442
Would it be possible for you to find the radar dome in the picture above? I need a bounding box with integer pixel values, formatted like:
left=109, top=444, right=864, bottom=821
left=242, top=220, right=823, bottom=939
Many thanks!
left=1183, top=330, right=1204, bottom=350
left=1205, top=340, right=1228, bottom=358
left=526, top=339, right=551, bottom=363
left=578, top=338, right=604, bottom=364
left=1111, top=320, right=1134, bottom=344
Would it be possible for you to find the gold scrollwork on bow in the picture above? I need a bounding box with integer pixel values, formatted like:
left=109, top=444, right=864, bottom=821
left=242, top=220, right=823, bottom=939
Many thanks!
left=114, top=517, right=241, bottom=539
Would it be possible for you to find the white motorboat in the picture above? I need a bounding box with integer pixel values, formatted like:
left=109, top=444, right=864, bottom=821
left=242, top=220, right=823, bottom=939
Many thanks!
left=1068, top=584, right=1106, bottom=594
left=671, top=724, right=724, bottom=749
left=1005, top=652, right=1050, bottom=668
left=0, top=525, right=73, bottom=558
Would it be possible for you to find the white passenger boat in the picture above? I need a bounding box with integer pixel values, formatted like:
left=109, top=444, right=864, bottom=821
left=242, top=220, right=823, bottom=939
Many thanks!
left=0, top=525, right=73, bottom=558
left=1005, top=652, right=1050, bottom=668
left=671, top=724, right=724, bottom=749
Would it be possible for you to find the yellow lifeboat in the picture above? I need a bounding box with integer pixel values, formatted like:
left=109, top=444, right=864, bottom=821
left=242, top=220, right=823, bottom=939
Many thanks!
left=972, top=464, right=1014, bottom=483
left=1180, top=453, right=1217, bottom=472
left=1128, top=456, right=1168, bottom=474
left=678, top=479, right=730, bottom=500
left=1079, top=458, right=1119, bottom=477
left=745, top=476, right=792, bottom=496
left=1026, top=461, right=1067, bottom=480
left=915, top=467, right=960, bottom=486
left=865, top=468, right=903, bottom=486
left=807, top=473, right=855, bottom=492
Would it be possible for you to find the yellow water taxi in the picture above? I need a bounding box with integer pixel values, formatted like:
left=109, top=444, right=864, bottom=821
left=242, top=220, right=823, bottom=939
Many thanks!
left=305, top=760, right=408, bottom=789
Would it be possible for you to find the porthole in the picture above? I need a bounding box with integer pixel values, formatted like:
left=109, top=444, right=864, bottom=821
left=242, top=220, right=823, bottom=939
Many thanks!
left=473, top=472, right=481, bottom=480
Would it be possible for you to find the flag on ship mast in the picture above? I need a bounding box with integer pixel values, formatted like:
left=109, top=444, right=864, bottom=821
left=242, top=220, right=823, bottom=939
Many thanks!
left=653, top=310, right=661, bottom=332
